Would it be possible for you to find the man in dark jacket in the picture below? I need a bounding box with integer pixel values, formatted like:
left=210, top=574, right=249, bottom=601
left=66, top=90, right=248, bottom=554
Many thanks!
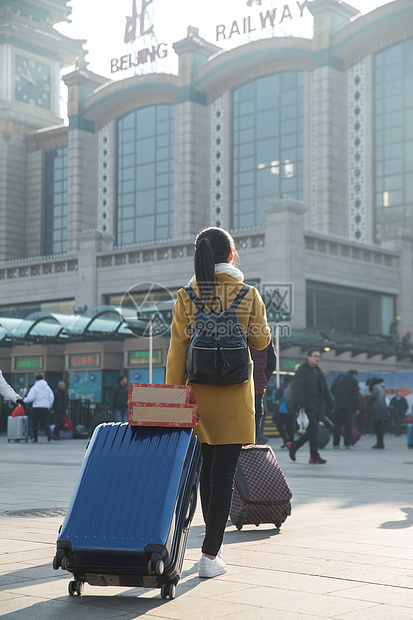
left=249, top=341, right=276, bottom=444
left=389, top=389, right=408, bottom=436
left=287, top=348, right=335, bottom=464
left=51, top=381, right=68, bottom=440
left=331, top=370, right=359, bottom=449
left=109, top=375, right=129, bottom=423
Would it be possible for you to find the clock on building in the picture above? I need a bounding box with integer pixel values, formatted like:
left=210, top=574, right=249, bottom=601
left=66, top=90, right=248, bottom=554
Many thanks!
left=14, top=55, right=51, bottom=109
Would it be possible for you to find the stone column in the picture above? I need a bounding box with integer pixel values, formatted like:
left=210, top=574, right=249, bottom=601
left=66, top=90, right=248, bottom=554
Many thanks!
left=395, top=229, right=413, bottom=338
left=63, top=67, right=107, bottom=252
left=308, top=0, right=359, bottom=237
left=76, top=231, right=102, bottom=310
left=66, top=128, right=98, bottom=252
left=172, top=27, right=221, bottom=239
left=263, top=199, right=307, bottom=329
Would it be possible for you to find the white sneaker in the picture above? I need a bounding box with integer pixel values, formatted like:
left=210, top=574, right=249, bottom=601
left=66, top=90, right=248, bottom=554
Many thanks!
left=198, top=555, right=227, bottom=578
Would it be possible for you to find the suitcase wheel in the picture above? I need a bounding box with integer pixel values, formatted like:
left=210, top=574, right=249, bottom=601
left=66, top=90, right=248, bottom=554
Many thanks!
left=148, top=555, right=165, bottom=576
left=61, top=556, right=70, bottom=570
left=68, top=580, right=84, bottom=596
left=7, top=439, right=10, bottom=443
left=161, top=583, right=176, bottom=600
left=235, top=519, right=243, bottom=531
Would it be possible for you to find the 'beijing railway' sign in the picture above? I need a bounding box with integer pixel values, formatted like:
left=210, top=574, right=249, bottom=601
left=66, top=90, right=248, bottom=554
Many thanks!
left=111, top=0, right=168, bottom=74
left=216, top=1, right=311, bottom=41
left=110, top=0, right=312, bottom=74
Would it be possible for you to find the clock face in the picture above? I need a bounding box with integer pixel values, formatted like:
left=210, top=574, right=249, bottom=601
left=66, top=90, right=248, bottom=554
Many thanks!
left=14, top=55, right=51, bottom=109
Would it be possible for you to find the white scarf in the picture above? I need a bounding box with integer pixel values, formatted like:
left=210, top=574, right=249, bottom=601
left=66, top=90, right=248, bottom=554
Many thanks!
left=189, top=262, right=244, bottom=284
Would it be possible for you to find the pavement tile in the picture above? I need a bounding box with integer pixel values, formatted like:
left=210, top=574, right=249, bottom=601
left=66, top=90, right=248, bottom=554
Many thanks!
left=333, top=604, right=413, bottom=620
left=325, top=566, right=413, bottom=588
left=210, top=585, right=375, bottom=617
left=222, top=610, right=320, bottom=620
left=0, top=597, right=133, bottom=620
left=332, top=583, right=413, bottom=607
left=1, top=433, right=413, bottom=619
left=74, top=588, right=249, bottom=619
left=224, top=568, right=363, bottom=594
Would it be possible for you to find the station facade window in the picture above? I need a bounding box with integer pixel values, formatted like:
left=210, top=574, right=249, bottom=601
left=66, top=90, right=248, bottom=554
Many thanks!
left=43, top=147, right=68, bottom=255
left=374, top=38, right=413, bottom=237
left=232, top=71, right=304, bottom=229
left=0, top=299, right=75, bottom=319
left=117, top=104, right=174, bottom=246
left=306, top=281, right=394, bottom=335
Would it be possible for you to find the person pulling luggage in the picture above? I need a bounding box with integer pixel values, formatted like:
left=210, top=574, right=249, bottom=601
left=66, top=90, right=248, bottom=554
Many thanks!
left=166, top=227, right=271, bottom=579
left=0, top=369, right=24, bottom=406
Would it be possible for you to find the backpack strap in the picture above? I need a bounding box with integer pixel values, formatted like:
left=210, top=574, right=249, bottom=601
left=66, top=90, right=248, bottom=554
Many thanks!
left=184, top=283, right=250, bottom=312
left=229, top=284, right=250, bottom=310
left=183, top=285, right=204, bottom=311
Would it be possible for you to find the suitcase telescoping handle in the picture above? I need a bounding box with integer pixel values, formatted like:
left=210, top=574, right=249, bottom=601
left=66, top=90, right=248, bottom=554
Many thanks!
left=184, top=483, right=198, bottom=529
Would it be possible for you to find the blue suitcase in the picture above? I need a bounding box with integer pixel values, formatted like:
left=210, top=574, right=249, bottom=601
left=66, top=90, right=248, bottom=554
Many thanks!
left=408, top=424, right=413, bottom=448
left=53, top=423, right=201, bottom=600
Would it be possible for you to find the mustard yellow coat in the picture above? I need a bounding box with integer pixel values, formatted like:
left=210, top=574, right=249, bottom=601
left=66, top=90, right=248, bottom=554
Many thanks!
left=165, top=274, right=271, bottom=445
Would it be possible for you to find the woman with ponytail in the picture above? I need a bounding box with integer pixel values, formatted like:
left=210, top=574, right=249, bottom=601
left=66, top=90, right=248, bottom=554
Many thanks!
left=166, top=227, right=271, bottom=579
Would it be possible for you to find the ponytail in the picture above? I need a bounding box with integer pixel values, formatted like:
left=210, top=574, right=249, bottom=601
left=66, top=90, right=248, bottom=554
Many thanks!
left=194, top=227, right=237, bottom=304
left=194, top=238, right=215, bottom=304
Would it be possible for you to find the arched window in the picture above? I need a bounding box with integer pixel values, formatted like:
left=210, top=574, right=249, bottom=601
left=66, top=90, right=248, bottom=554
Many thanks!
left=117, top=104, right=174, bottom=245
left=232, top=72, right=304, bottom=229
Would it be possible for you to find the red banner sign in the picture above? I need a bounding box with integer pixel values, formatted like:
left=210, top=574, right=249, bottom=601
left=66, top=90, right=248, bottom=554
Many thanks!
left=68, top=354, right=100, bottom=369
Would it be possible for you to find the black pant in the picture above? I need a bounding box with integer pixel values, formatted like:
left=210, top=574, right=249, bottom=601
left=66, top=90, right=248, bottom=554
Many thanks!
left=31, top=408, right=51, bottom=441
left=200, top=443, right=242, bottom=557
left=291, top=410, right=319, bottom=459
left=374, top=420, right=385, bottom=445
left=53, top=411, right=64, bottom=438
left=393, top=412, right=404, bottom=436
left=254, top=394, right=264, bottom=441
left=275, top=411, right=295, bottom=444
left=333, top=408, right=353, bottom=447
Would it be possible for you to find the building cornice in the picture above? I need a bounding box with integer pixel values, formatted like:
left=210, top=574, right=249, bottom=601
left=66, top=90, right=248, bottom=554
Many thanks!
left=0, top=5, right=86, bottom=65
left=194, top=37, right=313, bottom=102
left=26, top=125, right=68, bottom=152
left=331, top=0, right=413, bottom=69
left=81, top=74, right=179, bottom=129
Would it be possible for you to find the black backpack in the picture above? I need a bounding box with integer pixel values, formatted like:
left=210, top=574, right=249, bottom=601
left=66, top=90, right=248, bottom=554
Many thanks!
left=183, top=284, right=250, bottom=385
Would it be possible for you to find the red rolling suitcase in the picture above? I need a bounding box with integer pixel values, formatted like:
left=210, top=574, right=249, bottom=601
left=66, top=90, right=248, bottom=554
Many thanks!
left=230, top=444, right=292, bottom=530
left=53, top=423, right=201, bottom=600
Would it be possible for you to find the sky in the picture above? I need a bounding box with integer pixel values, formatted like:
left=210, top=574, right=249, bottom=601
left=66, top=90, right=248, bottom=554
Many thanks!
left=55, top=0, right=395, bottom=80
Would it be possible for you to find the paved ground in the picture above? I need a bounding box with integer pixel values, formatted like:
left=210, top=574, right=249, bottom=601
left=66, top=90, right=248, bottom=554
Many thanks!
left=1, top=429, right=413, bottom=619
